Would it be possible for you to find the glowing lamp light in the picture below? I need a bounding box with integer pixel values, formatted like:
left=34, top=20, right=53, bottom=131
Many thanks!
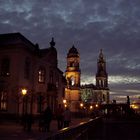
left=22, top=89, right=27, bottom=96
left=95, top=104, right=99, bottom=108
left=131, top=104, right=139, bottom=109
left=63, top=99, right=67, bottom=104
left=80, top=103, right=83, bottom=107
left=90, top=105, right=93, bottom=110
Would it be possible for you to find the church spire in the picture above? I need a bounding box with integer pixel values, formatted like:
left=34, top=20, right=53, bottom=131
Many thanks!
left=98, top=49, right=104, bottom=62
left=96, top=49, right=109, bottom=104
left=96, top=49, right=108, bottom=89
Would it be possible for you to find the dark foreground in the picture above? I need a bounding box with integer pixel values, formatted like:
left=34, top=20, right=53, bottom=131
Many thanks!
left=0, top=117, right=140, bottom=140
left=90, top=118, right=140, bottom=140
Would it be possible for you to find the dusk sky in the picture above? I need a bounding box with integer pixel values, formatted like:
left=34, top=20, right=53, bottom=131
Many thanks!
left=0, top=0, right=140, bottom=102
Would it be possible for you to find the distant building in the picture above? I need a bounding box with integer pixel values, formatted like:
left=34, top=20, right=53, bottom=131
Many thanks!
left=80, top=49, right=109, bottom=105
left=0, top=33, right=65, bottom=117
left=64, top=47, right=110, bottom=112
left=80, top=84, right=98, bottom=103
left=96, top=49, right=109, bottom=104
left=65, top=45, right=81, bottom=112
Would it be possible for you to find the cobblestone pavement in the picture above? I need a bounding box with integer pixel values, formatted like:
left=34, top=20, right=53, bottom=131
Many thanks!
left=0, top=118, right=90, bottom=140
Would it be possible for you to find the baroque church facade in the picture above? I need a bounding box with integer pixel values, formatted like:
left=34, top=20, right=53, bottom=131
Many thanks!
left=65, top=47, right=109, bottom=111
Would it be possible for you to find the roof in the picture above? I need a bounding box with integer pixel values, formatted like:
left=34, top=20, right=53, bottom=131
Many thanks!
left=0, top=33, right=57, bottom=57
left=67, top=45, right=79, bottom=57
left=0, top=32, right=38, bottom=52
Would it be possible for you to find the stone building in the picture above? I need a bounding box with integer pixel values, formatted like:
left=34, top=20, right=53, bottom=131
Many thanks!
left=80, top=49, right=109, bottom=105
left=80, top=84, right=97, bottom=104
left=0, top=33, right=65, bottom=117
left=64, top=46, right=109, bottom=112
left=65, top=45, right=81, bottom=112
left=95, top=49, right=109, bottom=104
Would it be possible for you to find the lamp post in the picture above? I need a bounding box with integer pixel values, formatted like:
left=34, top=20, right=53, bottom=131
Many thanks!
left=80, top=103, right=84, bottom=108
left=80, top=103, right=84, bottom=118
left=63, top=99, right=67, bottom=108
left=21, top=88, right=27, bottom=115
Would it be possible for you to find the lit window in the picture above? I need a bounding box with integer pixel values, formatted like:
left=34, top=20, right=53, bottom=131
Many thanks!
left=1, top=58, right=10, bottom=76
left=38, top=67, right=45, bottom=83
left=0, top=91, right=8, bottom=111
left=71, top=76, right=75, bottom=86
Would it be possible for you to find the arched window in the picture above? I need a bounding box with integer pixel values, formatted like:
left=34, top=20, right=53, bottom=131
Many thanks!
left=1, top=58, right=10, bottom=76
left=38, top=67, right=46, bottom=83
left=70, top=62, right=74, bottom=67
left=99, top=80, right=102, bottom=87
left=71, top=76, right=75, bottom=86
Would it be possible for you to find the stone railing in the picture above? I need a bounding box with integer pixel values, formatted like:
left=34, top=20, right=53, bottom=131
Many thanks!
left=46, top=117, right=102, bottom=140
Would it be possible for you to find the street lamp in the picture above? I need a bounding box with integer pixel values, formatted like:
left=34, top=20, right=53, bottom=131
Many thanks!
left=80, top=103, right=84, bottom=108
left=63, top=99, right=67, bottom=104
left=63, top=99, right=67, bottom=108
left=95, top=104, right=99, bottom=108
left=22, top=89, right=27, bottom=96
left=21, top=88, right=27, bottom=115
left=90, top=105, right=93, bottom=110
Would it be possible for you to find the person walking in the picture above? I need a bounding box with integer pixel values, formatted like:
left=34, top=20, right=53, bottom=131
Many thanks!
left=26, top=113, right=33, bottom=132
left=22, top=113, right=33, bottom=132
left=43, top=106, right=53, bottom=132
left=63, top=107, right=71, bottom=128
left=38, top=112, right=44, bottom=132
left=56, top=104, right=64, bottom=130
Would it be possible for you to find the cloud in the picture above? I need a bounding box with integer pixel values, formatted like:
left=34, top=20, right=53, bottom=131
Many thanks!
left=109, top=75, right=140, bottom=85
left=0, top=0, right=140, bottom=99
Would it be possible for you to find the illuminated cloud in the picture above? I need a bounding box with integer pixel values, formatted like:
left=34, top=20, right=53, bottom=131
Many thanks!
left=108, top=75, right=140, bottom=85
left=81, top=75, right=95, bottom=85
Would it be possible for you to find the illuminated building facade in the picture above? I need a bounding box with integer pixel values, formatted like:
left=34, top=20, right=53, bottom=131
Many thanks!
left=65, top=45, right=81, bottom=112
left=96, top=49, right=109, bottom=104
left=81, top=50, right=109, bottom=105
left=0, top=33, right=65, bottom=117
left=81, top=84, right=97, bottom=103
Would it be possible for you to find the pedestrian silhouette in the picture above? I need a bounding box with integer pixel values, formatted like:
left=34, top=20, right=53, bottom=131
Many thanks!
left=43, top=106, right=53, bottom=132
left=26, top=114, right=33, bottom=132
left=22, top=113, right=33, bottom=132
left=38, top=112, right=44, bottom=132
left=56, top=104, right=64, bottom=129
left=63, top=107, right=71, bottom=127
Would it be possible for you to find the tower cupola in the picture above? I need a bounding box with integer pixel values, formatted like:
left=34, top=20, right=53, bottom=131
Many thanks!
left=67, top=45, right=79, bottom=58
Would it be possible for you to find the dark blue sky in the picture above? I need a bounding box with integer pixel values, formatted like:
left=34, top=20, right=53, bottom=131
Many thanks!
left=0, top=0, right=140, bottom=102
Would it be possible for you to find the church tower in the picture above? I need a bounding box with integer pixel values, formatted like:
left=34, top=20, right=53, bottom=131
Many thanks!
left=65, top=45, right=81, bottom=112
left=96, top=49, right=109, bottom=104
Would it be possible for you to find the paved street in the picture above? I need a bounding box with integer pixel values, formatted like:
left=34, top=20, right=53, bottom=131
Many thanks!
left=1, top=117, right=140, bottom=140
left=0, top=118, right=90, bottom=140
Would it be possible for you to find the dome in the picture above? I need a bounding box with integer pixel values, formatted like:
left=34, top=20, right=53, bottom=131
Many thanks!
left=67, top=45, right=79, bottom=57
